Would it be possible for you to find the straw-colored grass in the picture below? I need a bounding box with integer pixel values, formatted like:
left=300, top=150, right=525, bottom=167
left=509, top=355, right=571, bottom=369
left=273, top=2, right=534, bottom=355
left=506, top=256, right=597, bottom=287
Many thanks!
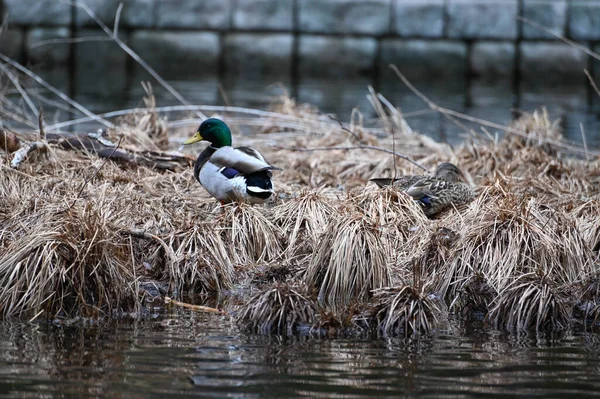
left=373, top=284, right=447, bottom=337
left=236, top=284, right=319, bottom=334
left=1, top=79, right=600, bottom=335
left=305, top=207, right=391, bottom=306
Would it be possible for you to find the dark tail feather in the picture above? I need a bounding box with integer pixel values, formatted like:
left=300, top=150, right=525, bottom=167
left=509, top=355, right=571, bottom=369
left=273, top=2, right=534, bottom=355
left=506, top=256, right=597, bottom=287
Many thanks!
left=370, top=178, right=395, bottom=188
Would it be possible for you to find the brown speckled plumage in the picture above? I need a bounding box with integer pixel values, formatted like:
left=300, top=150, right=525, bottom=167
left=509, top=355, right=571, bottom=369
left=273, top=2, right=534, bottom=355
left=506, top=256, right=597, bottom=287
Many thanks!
left=371, top=162, right=475, bottom=217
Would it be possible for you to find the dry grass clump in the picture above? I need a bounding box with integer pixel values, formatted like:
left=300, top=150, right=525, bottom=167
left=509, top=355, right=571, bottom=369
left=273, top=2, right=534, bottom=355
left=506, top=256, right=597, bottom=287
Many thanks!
left=0, top=206, right=135, bottom=318
left=413, top=227, right=460, bottom=278
left=373, top=284, right=446, bottom=337
left=218, top=203, right=283, bottom=265
left=236, top=284, right=318, bottom=334
left=272, top=190, right=338, bottom=257
left=305, top=209, right=391, bottom=306
left=354, top=186, right=429, bottom=237
left=170, top=223, right=234, bottom=295
left=488, top=273, right=570, bottom=331
left=443, top=184, right=593, bottom=300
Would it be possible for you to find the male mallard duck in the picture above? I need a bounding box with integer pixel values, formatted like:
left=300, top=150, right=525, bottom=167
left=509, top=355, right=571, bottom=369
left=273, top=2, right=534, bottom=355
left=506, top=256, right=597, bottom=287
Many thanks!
left=371, top=163, right=474, bottom=217
left=182, top=118, right=280, bottom=204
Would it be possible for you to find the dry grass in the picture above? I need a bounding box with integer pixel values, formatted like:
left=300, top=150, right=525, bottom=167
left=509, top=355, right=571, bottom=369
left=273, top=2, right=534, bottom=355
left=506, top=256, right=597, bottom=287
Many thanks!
left=305, top=207, right=391, bottom=306
left=236, top=284, right=319, bottom=334
left=373, top=284, right=447, bottom=337
left=1, top=85, right=600, bottom=336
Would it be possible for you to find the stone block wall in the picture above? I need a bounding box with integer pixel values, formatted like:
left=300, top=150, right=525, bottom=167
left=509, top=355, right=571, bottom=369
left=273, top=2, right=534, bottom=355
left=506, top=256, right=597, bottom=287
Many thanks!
left=0, top=0, right=599, bottom=109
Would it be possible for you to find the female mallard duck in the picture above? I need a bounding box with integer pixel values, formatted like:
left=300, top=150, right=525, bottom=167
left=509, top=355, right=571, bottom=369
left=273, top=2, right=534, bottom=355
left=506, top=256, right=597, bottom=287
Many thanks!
left=182, top=118, right=280, bottom=204
left=371, top=163, right=474, bottom=217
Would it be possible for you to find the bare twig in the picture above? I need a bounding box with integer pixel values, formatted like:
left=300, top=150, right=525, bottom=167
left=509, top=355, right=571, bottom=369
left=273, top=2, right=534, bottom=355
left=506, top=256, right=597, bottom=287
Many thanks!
left=70, top=0, right=207, bottom=121
left=113, top=2, right=123, bottom=39
left=29, top=36, right=112, bottom=48
left=271, top=144, right=427, bottom=171
left=585, top=69, right=600, bottom=99
left=327, top=114, right=365, bottom=144
left=60, top=135, right=123, bottom=213
left=580, top=123, right=589, bottom=161
left=391, top=124, right=398, bottom=181
left=38, top=108, right=45, bottom=141
left=0, top=52, right=114, bottom=129
left=45, top=104, right=327, bottom=131
left=518, top=16, right=600, bottom=62
left=389, top=64, right=600, bottom=157
left=164, top=296, right=227, bottom=315
left=0, top=63, right=39, bottom=118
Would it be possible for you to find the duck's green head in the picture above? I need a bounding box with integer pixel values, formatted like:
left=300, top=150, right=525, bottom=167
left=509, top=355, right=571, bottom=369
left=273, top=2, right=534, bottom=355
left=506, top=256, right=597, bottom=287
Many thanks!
left=182, top=118, right=232, bottom=148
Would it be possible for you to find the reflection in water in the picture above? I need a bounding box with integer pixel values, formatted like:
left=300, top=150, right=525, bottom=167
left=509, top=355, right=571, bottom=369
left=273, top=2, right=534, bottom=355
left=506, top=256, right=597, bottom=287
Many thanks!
left=2, top=310, right=600, bottom=398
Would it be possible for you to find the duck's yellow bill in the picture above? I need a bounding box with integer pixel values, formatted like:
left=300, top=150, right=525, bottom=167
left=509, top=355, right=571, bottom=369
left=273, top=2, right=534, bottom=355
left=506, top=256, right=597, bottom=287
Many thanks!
left=182, top=132, right=203, bottom=145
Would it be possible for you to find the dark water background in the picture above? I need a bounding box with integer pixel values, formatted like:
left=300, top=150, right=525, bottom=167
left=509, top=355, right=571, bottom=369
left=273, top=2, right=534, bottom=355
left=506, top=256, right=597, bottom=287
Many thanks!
left=2, top=308, right=600, bottom=398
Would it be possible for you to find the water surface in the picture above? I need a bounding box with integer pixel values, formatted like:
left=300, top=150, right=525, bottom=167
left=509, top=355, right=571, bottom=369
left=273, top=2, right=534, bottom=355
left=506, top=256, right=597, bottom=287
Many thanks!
left=2, top=308, right=600, bottom=398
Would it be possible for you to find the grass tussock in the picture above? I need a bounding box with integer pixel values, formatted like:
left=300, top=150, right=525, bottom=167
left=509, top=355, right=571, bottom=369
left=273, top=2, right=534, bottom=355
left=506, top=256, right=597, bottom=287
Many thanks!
left=0, top=206, right=134, bottom=318
left=305, top=209, right=391, bottom=306
left=373, top=284, right=446, bottom=337
left=236, top=284, right=318, bottom=334
left=488, top=273, right=571, bottom=331
left=273, top=190, right=338, bottom=257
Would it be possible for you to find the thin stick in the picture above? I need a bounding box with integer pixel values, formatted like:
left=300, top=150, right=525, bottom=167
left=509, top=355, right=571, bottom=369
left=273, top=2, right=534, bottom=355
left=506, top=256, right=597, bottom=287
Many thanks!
left=29, top=36, right=111, bottom=48
left=60, top=135, right=123, bottom=213
left=38, top=108, right=45, bottom=141
left=327, top=114, right=365, bottom=144
left=391, top=124, right=398, bottom=180
left=271, top=144, right=428, bottom=171
left=113, top=2, right=123, bottom=39
left=0, top=52, right=114, bottom=129
left=585, top=69, right=600, bottom=99
left=518, top=16, right=600, bottom=62
left=164, top=296, right=227, bottom=315
left=579, top=122, right=589, bottom=161
left=45, top=104, right=328, bottom=131
left=0, top=63, right=39, bottom=118
left=389, top=64, right=600, bottom=157
left=71, top=0, right=207, bottom=121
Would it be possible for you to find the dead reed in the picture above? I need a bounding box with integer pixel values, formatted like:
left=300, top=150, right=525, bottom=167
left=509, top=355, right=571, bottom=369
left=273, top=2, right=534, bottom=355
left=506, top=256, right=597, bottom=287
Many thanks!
left=373, top=284, right=447, bottom=337
left=236, top=284, right=319, bottom=334
left=305, top=208, right=391, bottom=307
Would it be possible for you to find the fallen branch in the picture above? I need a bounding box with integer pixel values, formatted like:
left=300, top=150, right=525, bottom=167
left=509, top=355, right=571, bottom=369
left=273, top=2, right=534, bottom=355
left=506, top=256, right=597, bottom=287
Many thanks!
left=47, top=131, right=192, bottom=170
left=10, top=141, right=47, bottom=168
left=164, top=296, right=227, bottom=315
left=271, top=144, right=428, bottom=171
